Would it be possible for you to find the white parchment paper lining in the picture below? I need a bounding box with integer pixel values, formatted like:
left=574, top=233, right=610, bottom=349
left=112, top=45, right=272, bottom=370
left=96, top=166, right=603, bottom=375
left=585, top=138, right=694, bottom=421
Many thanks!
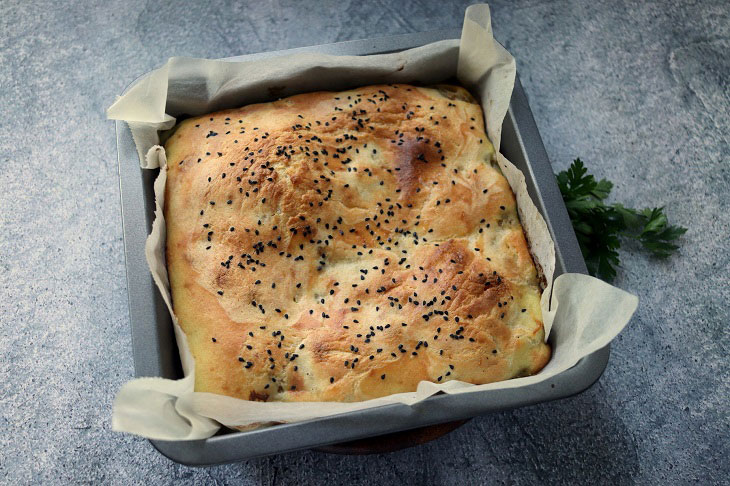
left=108, top=4, right=638, bottom=441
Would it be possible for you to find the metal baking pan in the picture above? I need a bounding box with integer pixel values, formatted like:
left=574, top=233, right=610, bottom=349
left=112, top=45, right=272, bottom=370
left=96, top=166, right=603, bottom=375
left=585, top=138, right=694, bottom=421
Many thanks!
left=115, top=29, right=608, bottom=466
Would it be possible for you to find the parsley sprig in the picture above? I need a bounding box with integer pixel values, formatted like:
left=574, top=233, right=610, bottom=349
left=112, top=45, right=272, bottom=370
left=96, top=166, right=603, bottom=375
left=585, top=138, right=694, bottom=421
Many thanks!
left=556, top=159, right=686, bottom=281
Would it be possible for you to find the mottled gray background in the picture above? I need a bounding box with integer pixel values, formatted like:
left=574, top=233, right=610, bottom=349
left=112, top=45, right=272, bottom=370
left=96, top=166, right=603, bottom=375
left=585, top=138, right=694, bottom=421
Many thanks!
left=1, top=0, right=728, bottom=484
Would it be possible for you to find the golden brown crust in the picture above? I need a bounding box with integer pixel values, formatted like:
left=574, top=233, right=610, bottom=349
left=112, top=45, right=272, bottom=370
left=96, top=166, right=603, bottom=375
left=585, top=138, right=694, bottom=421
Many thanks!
left=164, top=84, right=550, bottom=402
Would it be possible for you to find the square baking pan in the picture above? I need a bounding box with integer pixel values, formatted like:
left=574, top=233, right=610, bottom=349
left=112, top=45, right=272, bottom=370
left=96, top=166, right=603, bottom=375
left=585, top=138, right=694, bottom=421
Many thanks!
left=115, top=29, right=608, bottom=465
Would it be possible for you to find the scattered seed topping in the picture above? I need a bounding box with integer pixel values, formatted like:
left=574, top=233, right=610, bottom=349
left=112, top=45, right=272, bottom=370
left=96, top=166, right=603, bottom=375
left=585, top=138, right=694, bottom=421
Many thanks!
left=168, top=84, right=544, bottom=400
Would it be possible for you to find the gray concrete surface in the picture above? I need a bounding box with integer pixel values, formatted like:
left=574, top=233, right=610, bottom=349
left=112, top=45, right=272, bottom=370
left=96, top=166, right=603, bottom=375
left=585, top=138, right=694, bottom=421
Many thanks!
left=1, top=0, right=728, bottom=484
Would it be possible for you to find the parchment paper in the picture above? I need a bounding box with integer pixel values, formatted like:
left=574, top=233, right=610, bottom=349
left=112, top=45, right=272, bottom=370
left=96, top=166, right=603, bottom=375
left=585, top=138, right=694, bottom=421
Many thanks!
left=108, top=4, right=638, bottom=441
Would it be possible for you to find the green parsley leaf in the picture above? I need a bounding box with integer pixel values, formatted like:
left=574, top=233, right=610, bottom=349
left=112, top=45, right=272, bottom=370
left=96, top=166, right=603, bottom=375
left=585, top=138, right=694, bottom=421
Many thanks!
left=556, top=159, right=686, bottom=281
